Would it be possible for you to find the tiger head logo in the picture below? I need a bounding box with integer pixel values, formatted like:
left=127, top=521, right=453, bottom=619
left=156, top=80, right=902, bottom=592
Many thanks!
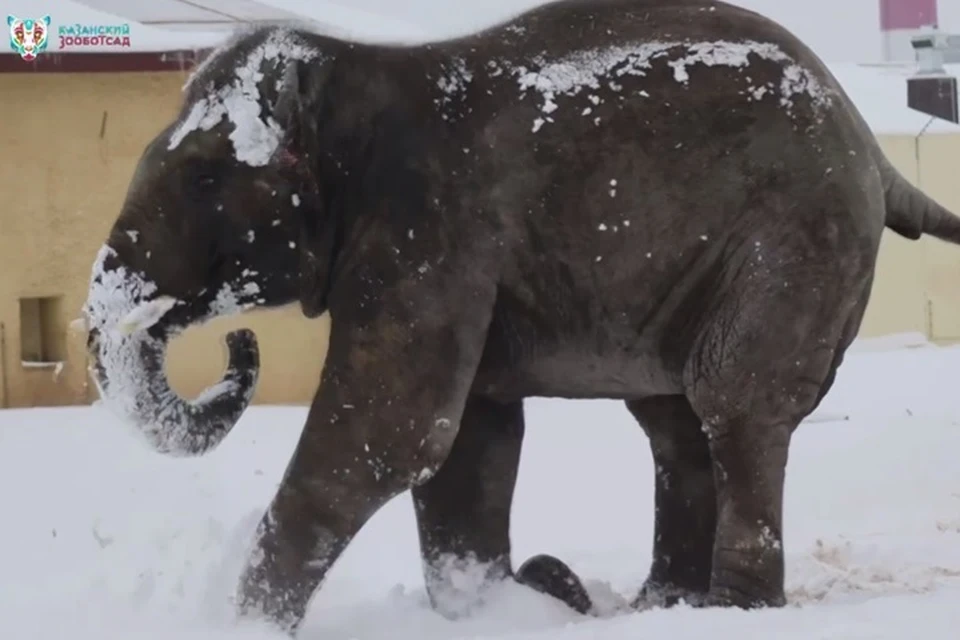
left=8, top=15, right=52, bottom=61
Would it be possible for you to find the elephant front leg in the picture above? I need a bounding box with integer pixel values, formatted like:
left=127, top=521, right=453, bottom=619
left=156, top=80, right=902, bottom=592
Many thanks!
left=412, top=395, right=593, bottom=618
left=412, top=395, right=519, bottom=619
left=234, top=294, right=496, bottom=634
left=234, top=454, right=354, bottom=632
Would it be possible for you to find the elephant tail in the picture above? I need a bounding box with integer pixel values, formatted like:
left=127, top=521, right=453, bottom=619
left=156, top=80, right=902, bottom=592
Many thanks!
left=882, top=161, right=960, bottom=245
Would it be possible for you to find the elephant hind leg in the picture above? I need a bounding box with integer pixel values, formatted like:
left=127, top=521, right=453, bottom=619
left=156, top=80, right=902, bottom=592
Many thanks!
left=627, top=395, right=716, bottom=610
left=684, top=267, right=865, bottom=609
left=412, top=394, right=593, bottom=618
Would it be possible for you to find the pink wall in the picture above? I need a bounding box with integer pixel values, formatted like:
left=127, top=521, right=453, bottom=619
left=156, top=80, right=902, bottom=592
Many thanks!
left=879, top=0, right=939, bottom=31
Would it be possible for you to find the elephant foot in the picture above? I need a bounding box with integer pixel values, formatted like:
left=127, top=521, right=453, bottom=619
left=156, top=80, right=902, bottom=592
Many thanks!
left=632, top=575, right=785, bottom=612
left=697, top=544, right=788, bottom=610
left=631, top=580, right=708, bottom=611
left=697, top=585, right=787, bottom=610
left=515, top=553, right=594, bottom=615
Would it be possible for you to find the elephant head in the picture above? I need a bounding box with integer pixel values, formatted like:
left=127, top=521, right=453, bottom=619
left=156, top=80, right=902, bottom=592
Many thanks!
left=81, top=29, right=336, bottom=456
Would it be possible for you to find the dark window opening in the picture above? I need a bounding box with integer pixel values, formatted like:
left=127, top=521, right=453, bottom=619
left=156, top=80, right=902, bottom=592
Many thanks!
left=20, top=296, right=65, bottom=365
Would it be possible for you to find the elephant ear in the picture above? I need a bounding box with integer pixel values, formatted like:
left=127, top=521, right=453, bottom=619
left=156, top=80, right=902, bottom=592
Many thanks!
left=274, top=57, right=334, bottom=155
left=297, top=210, right=341, bottom=319
left=274, top=59, right=309, bottom=154
left=274, top=58, right=337, bottom=319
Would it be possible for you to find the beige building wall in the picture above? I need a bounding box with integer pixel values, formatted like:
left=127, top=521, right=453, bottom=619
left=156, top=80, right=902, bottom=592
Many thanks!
left=856, top=133, right=960, bottom=342
left=916, top=134, right=960, bottom=342
left=0, top=67, right=958, bottom=409
left=857, top=134, right=928, bottom=339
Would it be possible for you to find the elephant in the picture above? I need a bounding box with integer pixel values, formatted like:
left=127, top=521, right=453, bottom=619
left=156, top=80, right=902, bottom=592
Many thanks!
left=80, top=0, right=960, bottom=635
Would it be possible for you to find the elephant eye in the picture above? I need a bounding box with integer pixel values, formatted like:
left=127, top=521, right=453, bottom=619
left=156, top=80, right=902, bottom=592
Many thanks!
left=195, top=173, right=218, bottom=190
left=184, top=163, right=221, bottom=200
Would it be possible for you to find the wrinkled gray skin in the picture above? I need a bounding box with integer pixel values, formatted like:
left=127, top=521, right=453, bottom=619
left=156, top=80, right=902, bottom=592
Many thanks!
left=82, top=0, right=960, bottom=635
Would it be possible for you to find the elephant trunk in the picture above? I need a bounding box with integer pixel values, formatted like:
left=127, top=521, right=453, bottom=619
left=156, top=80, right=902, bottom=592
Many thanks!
left=82, top=245, right=259, bottom=456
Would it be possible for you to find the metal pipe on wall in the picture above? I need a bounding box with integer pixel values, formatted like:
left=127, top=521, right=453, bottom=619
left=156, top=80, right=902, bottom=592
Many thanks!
left=0, top=322, right=8, bottom=409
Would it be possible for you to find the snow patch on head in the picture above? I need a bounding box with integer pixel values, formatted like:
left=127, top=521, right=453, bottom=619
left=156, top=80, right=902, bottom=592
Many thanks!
left=168, top=29, right=323, bottom=167
left=511, top=39, right=832, bottom=131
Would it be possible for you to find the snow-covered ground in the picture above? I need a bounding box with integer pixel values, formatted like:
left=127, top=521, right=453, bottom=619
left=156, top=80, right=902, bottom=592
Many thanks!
left=1, top=334, right=959, bottom=639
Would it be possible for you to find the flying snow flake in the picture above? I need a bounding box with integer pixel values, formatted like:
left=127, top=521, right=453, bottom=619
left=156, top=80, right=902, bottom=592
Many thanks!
left=434, top=57, right=474, bottom=119
left=436, top=57, right=473, bottom=97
